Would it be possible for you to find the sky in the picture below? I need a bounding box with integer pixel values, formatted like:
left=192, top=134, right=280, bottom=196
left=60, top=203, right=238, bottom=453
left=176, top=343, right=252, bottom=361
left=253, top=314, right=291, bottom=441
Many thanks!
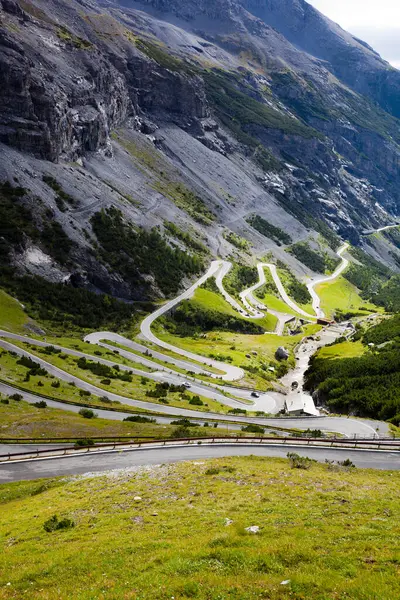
left=308, top=0, right=400, bottom=68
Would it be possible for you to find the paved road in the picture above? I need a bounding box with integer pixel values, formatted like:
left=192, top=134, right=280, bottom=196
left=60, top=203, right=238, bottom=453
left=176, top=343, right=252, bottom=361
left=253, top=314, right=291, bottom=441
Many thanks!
left=240, top=263, right=297, bottom=334
left=215, top=261, right=250, bottom=316
left=1, top=444, right=399, bottom=482
left=0, top=378, right=385, bottom=437
left=139, top=261, right=244, bottom=382
left=307, top=243, right=350, bottom=318
left=0, top=239, right=388, bottom=438
left=263, top=263, right=316, bottom=319
left=0, top=444, right=72, bottom=455
left=362, top=223, right=400, bottom=235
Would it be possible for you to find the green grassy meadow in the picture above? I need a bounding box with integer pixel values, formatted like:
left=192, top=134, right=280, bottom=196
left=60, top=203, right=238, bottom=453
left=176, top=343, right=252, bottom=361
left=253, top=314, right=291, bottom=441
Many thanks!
left=0, top=347, right=231, bottom=415
left=192, top=288, right=279, bottom=332
left=0, top=396, right=169, bottom=439
left=315, top=276, right=378, bottom=319
left=1, top=456, right=399, bottom=600
left=0, top=290, right=30, bottom=333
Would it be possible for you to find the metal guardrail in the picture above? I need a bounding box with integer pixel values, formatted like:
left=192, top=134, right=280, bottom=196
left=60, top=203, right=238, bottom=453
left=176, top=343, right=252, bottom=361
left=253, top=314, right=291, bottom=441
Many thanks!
left=1, top=436, right=399, bottom=463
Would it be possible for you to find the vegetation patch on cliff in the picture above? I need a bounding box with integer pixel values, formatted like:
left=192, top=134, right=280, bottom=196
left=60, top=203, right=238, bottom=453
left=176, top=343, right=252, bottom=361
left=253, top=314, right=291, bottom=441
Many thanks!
left=247, top=214, right=292, bottom=246
left=91, top=207, right=204, bottom=298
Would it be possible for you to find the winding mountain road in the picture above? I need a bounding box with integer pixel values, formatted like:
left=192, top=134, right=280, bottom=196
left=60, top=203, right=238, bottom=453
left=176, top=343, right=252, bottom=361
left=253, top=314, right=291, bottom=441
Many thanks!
left=306, top=243, right=350, bottom=318
left=1, top=443, right=398, bottom=483
left=0, top=238, right=387, bottom=438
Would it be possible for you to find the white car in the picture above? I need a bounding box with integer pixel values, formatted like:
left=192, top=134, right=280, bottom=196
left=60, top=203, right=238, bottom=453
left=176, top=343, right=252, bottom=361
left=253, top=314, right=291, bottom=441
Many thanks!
left=183, top=382, right=191, bottom=389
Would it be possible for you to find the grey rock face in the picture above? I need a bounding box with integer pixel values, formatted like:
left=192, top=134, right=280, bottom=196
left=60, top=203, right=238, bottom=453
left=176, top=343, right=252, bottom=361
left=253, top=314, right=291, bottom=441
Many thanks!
left=243, top=0, right=400, bottom=119
left=0, top=0, right=209, bottom=161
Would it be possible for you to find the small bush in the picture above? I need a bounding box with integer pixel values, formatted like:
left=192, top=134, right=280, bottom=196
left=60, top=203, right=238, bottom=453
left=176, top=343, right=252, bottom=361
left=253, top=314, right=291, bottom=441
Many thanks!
left=338, top=459, right=356, bottom=469
left=51, top=381, right=61, bottom=388
left=287, top=452, right=314, bottom=470
left=189, top=396, right=204, bottom=406
left=123, top=416, right=156, bottom=423
left=325, top=458, right=356, bottom=472
left=79, top=408, right=97, bottom=419
left=74, top=439, right=95, bottom=449
left=205, top=467, right=220, bottom=475
left=1, top=398, right=9, bottom=405
left=241, top=424, right=265, bottom=434
left=9, top=394, right=22, bottom=401
left=43, top=514, right=75, bottom=532
left=170, top=418, right=196, bottom=427
left=34, top=401, right=47, bottom=408
left=170, top=426, right=192, bottom=438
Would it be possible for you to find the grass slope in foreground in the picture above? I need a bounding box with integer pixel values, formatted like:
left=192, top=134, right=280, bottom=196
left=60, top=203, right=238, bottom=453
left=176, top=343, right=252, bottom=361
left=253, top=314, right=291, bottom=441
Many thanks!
left=1, top=456, right=399, bottom=599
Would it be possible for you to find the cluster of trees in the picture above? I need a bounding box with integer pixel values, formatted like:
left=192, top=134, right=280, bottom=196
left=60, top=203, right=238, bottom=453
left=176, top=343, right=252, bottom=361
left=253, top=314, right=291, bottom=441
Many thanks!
left=146, top=382, right=187, bottom=399
left=145, top=382, right=203, bottom=406
left=1, top=182, right=136, bottom=331
left=223, top=264, right=258, bottom=296
left=343, top=247, right=399, bottom=311
left=247, top=214, right=292, bottom=245
left=277, top=261, right=312, bottom=305
left=1, top=273, right=135, bottom=330
left=224, top=231, right=250, bottom=251
left=168, top=301, right=265, bottom=336
left=288, top=242, right=339, bottom=274
left=76, top=357, right=132, bottom=382
left=17, top=355, right=48, bottom=378
left=304, top=315, right=400, bottom=423
left=91, top=207, right=204, bottom=297
left=0, top=180, right=73, bottom=266
left=164, top=221, right=208, bottom=254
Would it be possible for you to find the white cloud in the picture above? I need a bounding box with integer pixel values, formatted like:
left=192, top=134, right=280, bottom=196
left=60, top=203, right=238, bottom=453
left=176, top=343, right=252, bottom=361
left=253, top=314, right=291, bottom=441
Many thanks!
left=308, top=0, right=400, bottom=67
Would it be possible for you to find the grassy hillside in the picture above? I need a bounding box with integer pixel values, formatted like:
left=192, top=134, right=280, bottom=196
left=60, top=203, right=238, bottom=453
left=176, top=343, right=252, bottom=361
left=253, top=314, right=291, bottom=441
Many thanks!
left=0, top=456, right=399, bottom=599
left=315, top=276, right=378, bottom=319
left=0, top=396, right=162, bottom=440
left=0, top=290, right=29, bottom=333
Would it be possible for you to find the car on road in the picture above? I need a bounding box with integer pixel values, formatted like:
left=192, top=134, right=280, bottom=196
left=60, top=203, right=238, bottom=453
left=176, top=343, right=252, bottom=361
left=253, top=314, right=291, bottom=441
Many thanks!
left=251, top=392, right=260, bottom=398
left=183, top=382, right=191, bottom=389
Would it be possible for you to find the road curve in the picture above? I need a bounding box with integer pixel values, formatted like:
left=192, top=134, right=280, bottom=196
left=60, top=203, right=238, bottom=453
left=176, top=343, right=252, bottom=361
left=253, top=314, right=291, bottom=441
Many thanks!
left=307, top=243, right=350, bottom=318
left=0, top=240, right=386, bottom=438
left=0, top=380, right=385, bottom=438
left=263, top=263, right=316, bottom=319
left=139, top=260, right=244, bottom=381
left=1, top=444, right=399, bottom=482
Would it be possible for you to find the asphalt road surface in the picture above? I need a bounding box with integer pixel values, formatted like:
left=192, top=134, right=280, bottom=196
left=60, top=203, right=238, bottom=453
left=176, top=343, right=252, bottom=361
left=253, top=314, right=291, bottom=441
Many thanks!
left=1, top=444, right=399, bottom=482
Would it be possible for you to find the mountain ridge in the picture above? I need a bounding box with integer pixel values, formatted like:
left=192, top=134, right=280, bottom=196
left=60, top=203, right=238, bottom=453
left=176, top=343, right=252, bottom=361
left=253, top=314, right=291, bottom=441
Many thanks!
left=0, top=0, right=399, bottom=305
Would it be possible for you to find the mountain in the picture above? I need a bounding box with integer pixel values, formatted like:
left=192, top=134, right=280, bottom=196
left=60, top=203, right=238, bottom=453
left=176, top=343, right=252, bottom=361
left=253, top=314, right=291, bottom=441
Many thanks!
left=0, top=0, right=399, bottom=307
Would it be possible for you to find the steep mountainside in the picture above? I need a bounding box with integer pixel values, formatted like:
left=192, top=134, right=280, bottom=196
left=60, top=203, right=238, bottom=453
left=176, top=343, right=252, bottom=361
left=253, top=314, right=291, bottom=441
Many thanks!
left=0, top=0, right=399, bottom=307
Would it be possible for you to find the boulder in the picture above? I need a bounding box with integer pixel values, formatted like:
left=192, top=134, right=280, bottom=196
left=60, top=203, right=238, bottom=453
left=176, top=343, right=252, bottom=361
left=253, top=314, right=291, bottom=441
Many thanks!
left=275, top=347, right=289, bottom=360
